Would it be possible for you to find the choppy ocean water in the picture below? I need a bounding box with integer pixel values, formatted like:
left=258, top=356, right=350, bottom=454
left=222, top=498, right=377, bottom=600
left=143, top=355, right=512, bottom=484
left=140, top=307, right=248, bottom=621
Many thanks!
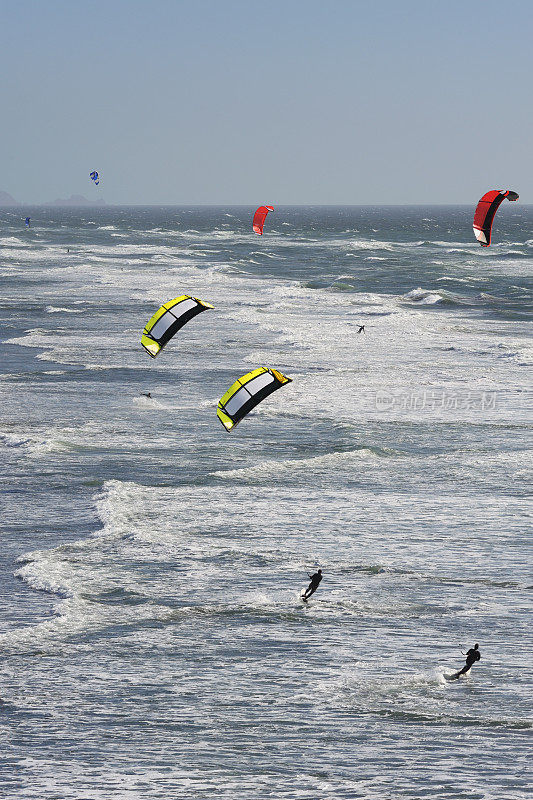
left=0, top=205, right=531, bottom=799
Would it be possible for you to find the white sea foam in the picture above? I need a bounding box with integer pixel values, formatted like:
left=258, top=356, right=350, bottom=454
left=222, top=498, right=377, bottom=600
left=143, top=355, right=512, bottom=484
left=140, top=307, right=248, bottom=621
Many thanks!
left=403, top=287, right=445, bottom=304
left=211, top=448, right=380, bottom=480
left=0, top=236, right=32, bottom=247
left=0, top=432, right=32, bottom=449
left=45, top=306, right=83, bottom=313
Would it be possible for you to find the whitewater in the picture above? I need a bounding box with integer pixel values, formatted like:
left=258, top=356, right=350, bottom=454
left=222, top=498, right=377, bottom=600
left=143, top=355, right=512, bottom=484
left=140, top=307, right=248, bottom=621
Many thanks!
left=0, top=205, right=531, bottom=799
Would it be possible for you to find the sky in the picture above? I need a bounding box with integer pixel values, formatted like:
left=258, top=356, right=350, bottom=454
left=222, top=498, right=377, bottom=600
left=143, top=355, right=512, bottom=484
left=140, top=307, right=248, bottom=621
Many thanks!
left=0, top=0, right=531, bottom=204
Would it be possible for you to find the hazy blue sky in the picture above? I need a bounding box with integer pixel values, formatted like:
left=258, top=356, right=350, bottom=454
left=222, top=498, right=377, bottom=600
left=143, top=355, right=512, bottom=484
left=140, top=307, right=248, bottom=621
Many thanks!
left=1, top=0, right=531, bottom=204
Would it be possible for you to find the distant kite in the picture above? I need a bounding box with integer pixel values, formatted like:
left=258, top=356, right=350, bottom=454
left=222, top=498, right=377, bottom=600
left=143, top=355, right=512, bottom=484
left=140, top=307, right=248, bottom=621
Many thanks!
left=253, top=206, right=274, bottom=235
left=473, top=189, right=518, bottom=246
left=90, top=171, right=100, bottom=186
left=217, top=367, right=292, bottom=431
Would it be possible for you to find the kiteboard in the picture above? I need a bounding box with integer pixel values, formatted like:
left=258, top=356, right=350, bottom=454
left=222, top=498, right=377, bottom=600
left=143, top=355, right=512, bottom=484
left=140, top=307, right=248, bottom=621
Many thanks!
left=444, top=672, right=460, bottom=681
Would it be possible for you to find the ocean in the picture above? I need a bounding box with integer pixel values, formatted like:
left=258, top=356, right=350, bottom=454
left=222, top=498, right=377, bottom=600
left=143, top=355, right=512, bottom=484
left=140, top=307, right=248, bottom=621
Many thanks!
left=0, top=205, right=531, bottom=799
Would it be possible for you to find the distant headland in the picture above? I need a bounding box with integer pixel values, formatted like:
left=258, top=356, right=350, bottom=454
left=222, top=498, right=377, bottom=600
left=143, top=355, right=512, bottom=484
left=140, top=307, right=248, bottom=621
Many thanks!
left=0, top=191, right=105, bottom=206
left=0, top=191, right=19, bottom=205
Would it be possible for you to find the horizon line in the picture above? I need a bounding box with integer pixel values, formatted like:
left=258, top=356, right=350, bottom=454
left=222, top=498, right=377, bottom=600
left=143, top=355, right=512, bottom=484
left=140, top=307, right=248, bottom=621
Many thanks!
left=1, top=202, right=531, bottom=208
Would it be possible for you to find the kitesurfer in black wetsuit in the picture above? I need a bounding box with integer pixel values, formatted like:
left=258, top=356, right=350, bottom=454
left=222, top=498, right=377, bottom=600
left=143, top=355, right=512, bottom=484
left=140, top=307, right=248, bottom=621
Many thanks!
left=451, top=644, right=481, bottom=679
left=357, top=325, right=365, bottom=334
left=302, top=569, right=322, bottom=601
left=141, top=392, right=152, bottom=399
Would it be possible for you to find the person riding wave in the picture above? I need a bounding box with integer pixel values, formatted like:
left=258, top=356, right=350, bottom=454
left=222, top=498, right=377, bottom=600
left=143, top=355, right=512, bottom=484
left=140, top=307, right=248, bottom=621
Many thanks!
left=451, top=643, right=481, bottom=679
left=302, top=569, right=322, bottom=601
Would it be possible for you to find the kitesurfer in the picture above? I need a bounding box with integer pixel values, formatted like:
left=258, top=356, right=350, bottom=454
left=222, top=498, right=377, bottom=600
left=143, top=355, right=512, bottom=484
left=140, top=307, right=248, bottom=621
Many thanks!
left=141, top=392, right=152, bottom=399
left=357, top=325, right=365, bottom=334
left=302, top=569, right=322, bottom=601
left=451, top=644, right=481, bottom=679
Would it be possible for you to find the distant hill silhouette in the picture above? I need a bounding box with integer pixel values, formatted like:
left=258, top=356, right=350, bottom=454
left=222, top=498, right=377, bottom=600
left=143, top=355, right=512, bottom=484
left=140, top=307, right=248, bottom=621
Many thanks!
left=0, top=190, right=19, bottom=205
left=46, top=194, right=105, bottom=206
left=0, top=191, right=106, bottom=206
